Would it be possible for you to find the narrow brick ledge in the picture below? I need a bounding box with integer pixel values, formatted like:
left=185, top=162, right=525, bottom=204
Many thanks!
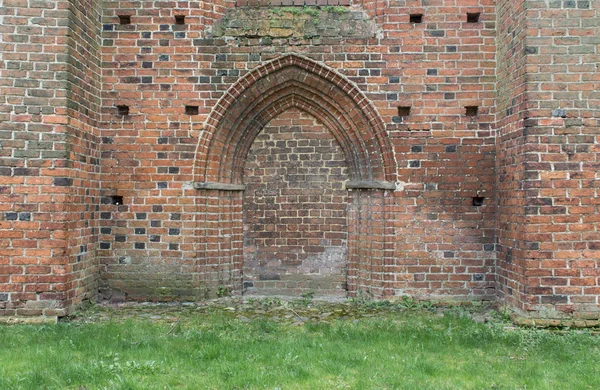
left=345, top=180, right=396, bottom=190
left=193, top=182, right=246, bottom=191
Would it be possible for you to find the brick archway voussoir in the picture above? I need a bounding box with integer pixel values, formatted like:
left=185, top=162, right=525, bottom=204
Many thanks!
left=197, top=54, right=396, bottom=187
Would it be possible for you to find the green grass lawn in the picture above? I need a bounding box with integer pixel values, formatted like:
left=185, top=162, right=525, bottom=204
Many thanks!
left=0, top=300, right=598, bottom=389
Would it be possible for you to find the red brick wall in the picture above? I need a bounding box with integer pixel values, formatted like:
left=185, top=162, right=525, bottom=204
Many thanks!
left=243, top=108, right=349, bottom=297
left=0, top=0, right=102, bottom=317
left=97, top=0, right=497, bottom=303
left=4, top=0, right=597, bottom=320
left=495, top=0, right=529, bottom=314
left=64, top=0, right=103, bottom=314
left=497, top=0, right=600, bottom=320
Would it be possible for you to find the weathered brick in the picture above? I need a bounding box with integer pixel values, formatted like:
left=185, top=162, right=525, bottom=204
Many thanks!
left=0, top=0, right=597, bottom=322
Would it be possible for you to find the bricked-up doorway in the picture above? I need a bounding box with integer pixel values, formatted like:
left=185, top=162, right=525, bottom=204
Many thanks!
left=242, top=109, right=349, bottom=297
left=194, top=54, right=396, bottom=298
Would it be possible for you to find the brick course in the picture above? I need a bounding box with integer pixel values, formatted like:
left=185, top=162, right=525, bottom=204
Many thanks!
left=0, top=0, right=598, bottom=321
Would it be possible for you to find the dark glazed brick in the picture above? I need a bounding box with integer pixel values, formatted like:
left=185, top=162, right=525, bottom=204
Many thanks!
left=429, top=30, right=445, bottom=37
left=259, top=274, right=281, bottom=281
left=577, top=0, right=590, bottom=8
left=541, top=295, right=568, bottom=304
left=53, top=177, right=73, bottom=186
left=13, top=168, right=37, bottom=176
left=525, top=47, right=538, bottom=54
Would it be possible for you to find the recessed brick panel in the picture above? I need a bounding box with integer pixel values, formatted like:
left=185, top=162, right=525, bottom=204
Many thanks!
left=243, top=109, right=349, bottom=297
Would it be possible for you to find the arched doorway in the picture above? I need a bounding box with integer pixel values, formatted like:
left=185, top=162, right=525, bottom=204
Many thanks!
left=193, top=54, right=396, bottom=298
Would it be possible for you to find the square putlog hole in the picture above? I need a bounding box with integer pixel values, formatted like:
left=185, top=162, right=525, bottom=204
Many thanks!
left=409, top=14, right=423, bottom=23
left=465, top=106, right=479, bottom=117
left=117, top=105, right=129, bottom=116
left=472, top=196, right=485, bottom=207
left=467, top=13, right=481, bottom=23
left=101, top=195, right=124, bottom=205
left=175, top=15, right=186, bottom=25
left=118, top=15, right=131, bottom=25
left=398, top=106, right=411, bottom=116
left=185, top=105, right=199, bottom=115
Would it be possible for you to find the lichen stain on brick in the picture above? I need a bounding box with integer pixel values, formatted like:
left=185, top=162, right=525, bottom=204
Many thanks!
left=211, top=7, right=378, bottom=39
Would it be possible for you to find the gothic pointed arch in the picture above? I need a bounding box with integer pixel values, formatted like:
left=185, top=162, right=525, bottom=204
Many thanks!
left=195, top=54, right=396, bottom=185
